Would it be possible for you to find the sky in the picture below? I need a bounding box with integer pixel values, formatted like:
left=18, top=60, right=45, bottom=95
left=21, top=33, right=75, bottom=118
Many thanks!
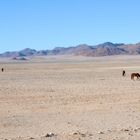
left=0, top=0, right=140, bottom=53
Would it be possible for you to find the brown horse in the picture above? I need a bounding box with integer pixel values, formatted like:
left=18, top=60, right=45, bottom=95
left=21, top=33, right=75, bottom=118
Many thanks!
left=131, top=73, right=140, bottom=80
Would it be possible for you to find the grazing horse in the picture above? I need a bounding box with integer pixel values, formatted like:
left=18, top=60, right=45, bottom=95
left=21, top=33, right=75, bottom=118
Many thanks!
left=131, top=73, right=140, bottom=80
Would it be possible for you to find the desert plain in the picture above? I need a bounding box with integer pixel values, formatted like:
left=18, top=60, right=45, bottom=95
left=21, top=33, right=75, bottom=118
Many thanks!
left=0, top=55, right=140, bottom=140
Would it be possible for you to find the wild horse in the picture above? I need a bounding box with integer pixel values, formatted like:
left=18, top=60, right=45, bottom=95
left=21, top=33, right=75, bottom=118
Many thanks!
left=131, top=73, right=140, bottom=80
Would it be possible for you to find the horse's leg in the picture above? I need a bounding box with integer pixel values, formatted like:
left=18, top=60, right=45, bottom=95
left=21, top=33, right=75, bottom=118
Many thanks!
left=132, top=75, right=135, bottom=80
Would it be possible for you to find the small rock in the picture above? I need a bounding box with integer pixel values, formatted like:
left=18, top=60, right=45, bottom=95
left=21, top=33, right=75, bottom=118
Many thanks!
left=121, top=128, right=129, bottom=132
left=89, top=133, right=93, bottom=136
left=128, top=133, right=133, bottom=136
left=29, top=137, right=34, bottom=139
left=124, top=129, right=129, bottom=132
left=73, top=132, right=78, bottom=135
left=81, top=133, right=86, bottom=137
left=45, top=132, right=56, bottom=137
left=98, top=131, right=104, bottom=134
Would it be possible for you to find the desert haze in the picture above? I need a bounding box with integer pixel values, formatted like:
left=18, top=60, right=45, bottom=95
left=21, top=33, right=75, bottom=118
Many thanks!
left=0, top=55, right=140, bottom=140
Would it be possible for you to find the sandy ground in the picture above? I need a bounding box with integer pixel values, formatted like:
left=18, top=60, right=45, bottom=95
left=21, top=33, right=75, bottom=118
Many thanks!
left=0, top=55, right=140, bottom=140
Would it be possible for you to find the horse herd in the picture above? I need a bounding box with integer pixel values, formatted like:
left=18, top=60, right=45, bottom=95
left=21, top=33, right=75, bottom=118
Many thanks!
left=122, top=70, right=140, bottom=80
left=0, top=67, right=139, bottom=80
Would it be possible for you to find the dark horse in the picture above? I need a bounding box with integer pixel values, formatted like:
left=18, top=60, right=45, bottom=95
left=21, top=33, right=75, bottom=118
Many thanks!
left=122, top=70, right=126, bottom=77
left=131, top=73, right=140, bottom=80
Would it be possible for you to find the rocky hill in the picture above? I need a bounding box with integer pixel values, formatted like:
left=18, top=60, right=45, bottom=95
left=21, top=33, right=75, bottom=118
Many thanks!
left=1, top=42, right=140, bottom=57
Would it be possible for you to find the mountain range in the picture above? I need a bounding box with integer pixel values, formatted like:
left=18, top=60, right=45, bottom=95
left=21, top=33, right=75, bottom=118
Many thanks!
left=1, top=42, right=140, bottom=58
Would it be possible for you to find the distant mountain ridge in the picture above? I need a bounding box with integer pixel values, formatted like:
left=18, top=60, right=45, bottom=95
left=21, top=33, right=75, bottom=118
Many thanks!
left=1, top=42, right=140, bottom=57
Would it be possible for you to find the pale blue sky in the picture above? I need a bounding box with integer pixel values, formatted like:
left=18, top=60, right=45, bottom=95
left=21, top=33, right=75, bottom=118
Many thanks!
left=0, top=0, right=140, bottom=52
